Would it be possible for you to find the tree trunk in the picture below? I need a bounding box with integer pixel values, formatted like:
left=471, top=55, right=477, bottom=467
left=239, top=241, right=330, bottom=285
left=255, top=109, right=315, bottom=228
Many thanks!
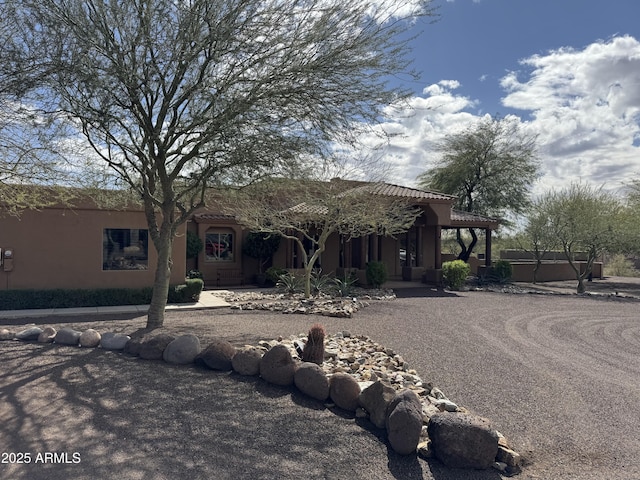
left=533, top=259, right=541, bottom=284
left=456, top=228, right=478, bottom=263
left=147, top=224, right=174, bottom=329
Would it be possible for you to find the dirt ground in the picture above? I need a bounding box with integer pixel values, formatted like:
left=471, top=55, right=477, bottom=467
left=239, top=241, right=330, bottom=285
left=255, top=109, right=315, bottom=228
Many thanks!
left=1, top=276, right=640, bottom=480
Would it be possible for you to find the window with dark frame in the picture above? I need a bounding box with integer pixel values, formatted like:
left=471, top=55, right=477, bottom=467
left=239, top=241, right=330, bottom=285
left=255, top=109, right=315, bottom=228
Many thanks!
left=205, top=230, right=234, bottom=262
left=103, top=228, right=148, bottom=271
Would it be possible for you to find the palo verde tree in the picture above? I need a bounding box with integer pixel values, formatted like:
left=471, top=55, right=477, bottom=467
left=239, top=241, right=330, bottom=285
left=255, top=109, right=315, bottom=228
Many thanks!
left=3, top=0, right=434, bottom=328
left=417, top=115, right=539, bottom=261
left=231, top=180, right=421, bottom=298
left=541, top=183, right=625, bottom=294
left=516, top=197, right=558, bottom=283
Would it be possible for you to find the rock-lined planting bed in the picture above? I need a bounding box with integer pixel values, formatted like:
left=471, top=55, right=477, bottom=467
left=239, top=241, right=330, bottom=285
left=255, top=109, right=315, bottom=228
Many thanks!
left=1, top=324, right=522, bottom=476
left=223, top=288, right=397, bottom=317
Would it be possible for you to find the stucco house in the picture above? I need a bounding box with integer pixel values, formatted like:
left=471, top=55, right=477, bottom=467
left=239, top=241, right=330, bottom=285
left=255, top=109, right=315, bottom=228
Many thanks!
left=188, top=180, right=499, bottom=287
left=0, top=181, right=499, bottom=292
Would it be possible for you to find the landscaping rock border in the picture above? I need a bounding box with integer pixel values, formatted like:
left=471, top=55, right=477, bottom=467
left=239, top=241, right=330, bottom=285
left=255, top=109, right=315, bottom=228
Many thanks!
left=223, top=288, right=396, bottom=318
left=1, top=324, right=522, bottom=475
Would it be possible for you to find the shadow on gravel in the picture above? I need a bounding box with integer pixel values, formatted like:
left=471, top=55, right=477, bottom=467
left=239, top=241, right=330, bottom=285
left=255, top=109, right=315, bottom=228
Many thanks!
left=393, top=288, right=458, bottom=299
left=2, top=342, right=429, bottom=480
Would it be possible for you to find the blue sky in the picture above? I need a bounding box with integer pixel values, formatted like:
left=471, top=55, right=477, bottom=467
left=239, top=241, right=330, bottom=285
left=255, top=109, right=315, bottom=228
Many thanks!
left=368, top=0, right=640, bottom=197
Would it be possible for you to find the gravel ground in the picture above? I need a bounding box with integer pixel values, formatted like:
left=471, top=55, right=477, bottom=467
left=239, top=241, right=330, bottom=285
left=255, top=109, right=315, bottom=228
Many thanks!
left=1, top=284, right=640, bottom=480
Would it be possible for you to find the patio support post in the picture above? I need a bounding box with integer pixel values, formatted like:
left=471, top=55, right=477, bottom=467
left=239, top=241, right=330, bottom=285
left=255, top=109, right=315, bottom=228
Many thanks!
left=360, top=235, right=368, bottom=267
left=435, top=226, right=442, bottom=269
left=371, top=234, right=379, bottom=262
left=416, top=227, right=423, bottom=267
left=485, top=228, right=492, bottom=266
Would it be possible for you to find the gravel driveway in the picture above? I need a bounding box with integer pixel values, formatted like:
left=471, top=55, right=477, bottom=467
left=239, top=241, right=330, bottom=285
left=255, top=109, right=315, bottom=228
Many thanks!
left=1, top=289, right=639, bottom=480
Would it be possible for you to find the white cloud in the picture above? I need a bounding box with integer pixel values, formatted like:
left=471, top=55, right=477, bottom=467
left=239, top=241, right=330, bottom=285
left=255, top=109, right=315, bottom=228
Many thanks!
left=360, top=36, right=640, bottom=199
left=353, top=80, right=481, bottom=186
left=501, top=35, right=640, bottom=194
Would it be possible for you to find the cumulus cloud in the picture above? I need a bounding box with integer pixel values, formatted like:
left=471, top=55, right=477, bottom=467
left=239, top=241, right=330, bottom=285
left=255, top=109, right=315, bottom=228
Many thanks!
left=360, top=35, right=640, bottom=197
left=501, top=35, right=640, bottom=193
left=353, top=80, right=480, bottom=185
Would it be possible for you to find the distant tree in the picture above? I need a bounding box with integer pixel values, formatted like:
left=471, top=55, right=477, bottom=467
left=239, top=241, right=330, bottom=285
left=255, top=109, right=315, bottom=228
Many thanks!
left=517, top=198, right=558, bottom=283
left=541, top=183, right=624, bottom=293
left=3, top=0, right=433, bottom=328
left=417, top=115, right=539, bottom=261
left=232, top=180, right=420, bottom=298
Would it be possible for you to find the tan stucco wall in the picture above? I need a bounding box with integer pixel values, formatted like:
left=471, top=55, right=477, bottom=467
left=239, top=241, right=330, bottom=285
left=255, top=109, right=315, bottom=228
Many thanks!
left=510, top=261, right=603, bottom=282
left=0, top=208, right=186, bottom=290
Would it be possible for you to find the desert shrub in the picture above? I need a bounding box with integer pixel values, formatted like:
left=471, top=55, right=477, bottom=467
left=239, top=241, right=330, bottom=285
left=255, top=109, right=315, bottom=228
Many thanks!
left=266, top=266, right=287, bottom=285
left=366, top=261, right=387, bottom=288
left=492, top=260, right=513, bottom=283
left=442, top=260, right=471, bottom=290
left=276, top=272, right=303, bottom=294
left=605, top=254, right=640, bottom=277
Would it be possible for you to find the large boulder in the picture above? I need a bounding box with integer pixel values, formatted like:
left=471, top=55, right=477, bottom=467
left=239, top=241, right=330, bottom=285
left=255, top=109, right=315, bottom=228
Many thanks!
left=329, top=372, right=361, bottom=411
left=359, top=380, right=397, bottom=429
left=79, top=329, right=101, bottom=348
left=37, top=327, right=57, bottom=343
left=260, top=344, right=296, bottom=386
left=294, top=362, right=330, bottom=401
left=195, top=339, right=237, bottom=371
left=427, top=412, right=499, bottom=469
left=139, top=333, right=175, bottom=360
left=163, top=334, right=201, bottom=365
left=100, top=332, right=131, bottom=351
left=54, top=328, right=82, bottom=346
left=232, top=346, right=263, bottom=376
left=385, top=389, right=423, bottom=455
left=15, top=326, right=43, bottom=341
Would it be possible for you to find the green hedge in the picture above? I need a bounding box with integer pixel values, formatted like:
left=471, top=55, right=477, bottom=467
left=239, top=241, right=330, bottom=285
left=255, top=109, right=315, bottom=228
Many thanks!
left=0, top=280, right=204, bottom=311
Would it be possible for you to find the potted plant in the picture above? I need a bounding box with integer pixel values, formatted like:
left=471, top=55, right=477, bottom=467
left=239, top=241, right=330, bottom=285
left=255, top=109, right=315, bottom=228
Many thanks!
left=242, top=232, right=281, bottom=286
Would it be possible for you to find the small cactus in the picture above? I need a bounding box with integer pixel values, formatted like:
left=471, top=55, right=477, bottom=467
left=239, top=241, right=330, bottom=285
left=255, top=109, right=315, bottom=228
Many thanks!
left=302, top=323, right=325, bottom=365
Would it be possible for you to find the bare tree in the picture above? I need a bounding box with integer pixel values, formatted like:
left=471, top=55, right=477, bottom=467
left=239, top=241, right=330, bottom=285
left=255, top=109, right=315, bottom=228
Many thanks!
left=417, top=115, right=539, bottom=261
left=3, top=0, right=433, bottom=327
left=231, top=180, right=421, bottom=298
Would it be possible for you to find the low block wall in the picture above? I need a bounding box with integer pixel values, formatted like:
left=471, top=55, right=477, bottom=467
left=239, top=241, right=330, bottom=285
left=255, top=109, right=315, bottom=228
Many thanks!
left=509, top=261, right=603, bottom=283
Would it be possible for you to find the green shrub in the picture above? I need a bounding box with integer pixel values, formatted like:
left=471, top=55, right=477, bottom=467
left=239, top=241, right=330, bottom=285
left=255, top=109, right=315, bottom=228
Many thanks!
left=186, top=230, right=204, bottom=259
left=442, top=260, right=471, bottom=290
left=492, top=260, right=513, bottom=283
left=243, top=232, right=281, bottom=273
left=366, top=261, right=387, bottom=288
left=187, top=269, right=203, bottom=280
left=266, top=266, right=287, bottom=285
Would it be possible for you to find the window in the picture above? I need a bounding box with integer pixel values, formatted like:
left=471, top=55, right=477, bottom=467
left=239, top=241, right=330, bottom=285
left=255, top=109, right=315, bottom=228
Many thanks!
left=205, top=230, right=234, bottom=262
left=103, top=229, right=148, bottom=271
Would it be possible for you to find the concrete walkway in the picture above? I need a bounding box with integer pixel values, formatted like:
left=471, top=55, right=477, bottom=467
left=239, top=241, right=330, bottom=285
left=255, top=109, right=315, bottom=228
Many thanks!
left=0, top=290, right=231, bottom=319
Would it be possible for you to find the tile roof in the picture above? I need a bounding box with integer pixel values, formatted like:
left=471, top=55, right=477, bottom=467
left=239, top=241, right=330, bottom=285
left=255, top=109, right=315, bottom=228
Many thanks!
left=450, top=210, right=499, bottom=226
left=194, top=213, right=237, bottom=221
left=340, top=182, right=456, bottom=202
